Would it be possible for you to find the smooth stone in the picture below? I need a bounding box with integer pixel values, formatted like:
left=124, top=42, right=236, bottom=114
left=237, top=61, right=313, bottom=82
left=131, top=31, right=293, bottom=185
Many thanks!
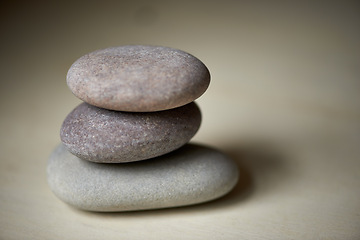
left=66, top=45, right=210, bottom=112
left=47, top=143, right=239, bottom=212
left=60, top=102, right=201, bottom=163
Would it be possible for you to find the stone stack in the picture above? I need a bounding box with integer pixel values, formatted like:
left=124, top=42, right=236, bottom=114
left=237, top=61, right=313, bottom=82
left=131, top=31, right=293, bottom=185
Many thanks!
left=47, top=45, right=239, bottom=212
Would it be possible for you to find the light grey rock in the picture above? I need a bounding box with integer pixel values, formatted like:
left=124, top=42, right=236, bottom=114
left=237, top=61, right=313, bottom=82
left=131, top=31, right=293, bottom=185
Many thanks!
left=47, top=143, right=239, bottom=212
left=60, top=102, right=201, bottom=163
left=66, top=45, right=210, bottom=112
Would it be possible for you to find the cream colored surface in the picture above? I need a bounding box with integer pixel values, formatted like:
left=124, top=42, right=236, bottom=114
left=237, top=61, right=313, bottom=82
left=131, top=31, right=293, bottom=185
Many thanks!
left=1, top=1, right=359, bottom=239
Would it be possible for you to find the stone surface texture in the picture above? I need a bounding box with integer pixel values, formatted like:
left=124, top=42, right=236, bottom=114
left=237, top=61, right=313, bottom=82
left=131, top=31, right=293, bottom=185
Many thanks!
left=66, top=45, right=210, bottom=112
left=60, top=102, right=201, bottom=163
left=47, top=143, right=239, bottom=212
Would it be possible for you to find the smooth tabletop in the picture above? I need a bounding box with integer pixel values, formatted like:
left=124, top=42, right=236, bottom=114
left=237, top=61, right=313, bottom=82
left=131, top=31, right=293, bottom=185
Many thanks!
left=1, top=1, right=359, bottom=239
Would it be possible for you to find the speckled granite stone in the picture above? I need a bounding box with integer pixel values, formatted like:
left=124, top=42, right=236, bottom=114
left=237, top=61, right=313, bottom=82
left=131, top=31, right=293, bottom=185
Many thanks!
left=66, top=45, right=210, bottom=112
left=60, top=102, right=201, bottom=163
left=47, top=143, right=239, bottom=212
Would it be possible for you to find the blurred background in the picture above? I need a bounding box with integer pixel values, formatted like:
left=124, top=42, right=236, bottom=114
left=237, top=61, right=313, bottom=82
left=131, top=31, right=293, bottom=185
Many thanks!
left=0, top=1, right=359, bottom=239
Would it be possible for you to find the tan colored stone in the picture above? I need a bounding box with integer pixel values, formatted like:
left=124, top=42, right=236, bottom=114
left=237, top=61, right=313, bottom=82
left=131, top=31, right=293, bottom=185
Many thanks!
left=66, top=45, right=210, bottom=112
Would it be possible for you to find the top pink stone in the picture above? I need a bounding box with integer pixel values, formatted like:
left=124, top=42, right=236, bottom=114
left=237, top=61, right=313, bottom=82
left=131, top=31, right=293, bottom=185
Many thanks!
left=66, top=45, right=210, bottom=112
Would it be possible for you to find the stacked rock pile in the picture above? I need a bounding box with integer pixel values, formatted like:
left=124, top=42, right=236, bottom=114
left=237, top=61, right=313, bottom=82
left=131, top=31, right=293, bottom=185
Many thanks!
left=47, top=45, right=239, bottom=212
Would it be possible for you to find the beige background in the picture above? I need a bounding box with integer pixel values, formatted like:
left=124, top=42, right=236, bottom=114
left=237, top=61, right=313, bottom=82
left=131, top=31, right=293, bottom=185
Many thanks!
left=1, top=1, right=359, bottom=239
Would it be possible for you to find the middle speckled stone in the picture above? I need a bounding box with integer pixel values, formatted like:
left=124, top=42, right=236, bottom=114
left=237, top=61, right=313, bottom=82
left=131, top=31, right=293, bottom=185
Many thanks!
left=60, top=102, right=201, bottom=163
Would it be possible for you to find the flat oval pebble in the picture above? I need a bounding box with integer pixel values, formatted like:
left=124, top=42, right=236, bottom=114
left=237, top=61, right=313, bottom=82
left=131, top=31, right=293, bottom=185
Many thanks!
left=47, top=143, right=239, bottom=212
left=60, top=102, right=201, bottom=163
left=66, top=45, right=210, bottom=112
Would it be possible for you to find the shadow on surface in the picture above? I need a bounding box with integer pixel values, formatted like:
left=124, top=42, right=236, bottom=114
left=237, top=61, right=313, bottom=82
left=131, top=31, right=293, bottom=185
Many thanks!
left=75, top=142, right=286, bottom=218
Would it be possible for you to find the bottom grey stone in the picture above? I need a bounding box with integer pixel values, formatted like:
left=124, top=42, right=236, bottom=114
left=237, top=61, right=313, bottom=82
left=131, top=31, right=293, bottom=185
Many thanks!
left=47, top=143, right=239, bottom=212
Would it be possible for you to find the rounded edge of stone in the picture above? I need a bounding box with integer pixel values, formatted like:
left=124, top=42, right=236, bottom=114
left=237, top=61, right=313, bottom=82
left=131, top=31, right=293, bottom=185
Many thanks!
left=59, top=102, right=202, bottom=163
left=66, top=45, right=211, bottom=112
left=47, top=143, right=239, bottom=212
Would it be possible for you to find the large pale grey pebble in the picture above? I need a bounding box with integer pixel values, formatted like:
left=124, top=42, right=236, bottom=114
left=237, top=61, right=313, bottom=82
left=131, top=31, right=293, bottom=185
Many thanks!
left=47, top=143, right=239, bottom=212
left=66, top=45, right=210, bottom=112
left=60, top=102, right=201, bottom=163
